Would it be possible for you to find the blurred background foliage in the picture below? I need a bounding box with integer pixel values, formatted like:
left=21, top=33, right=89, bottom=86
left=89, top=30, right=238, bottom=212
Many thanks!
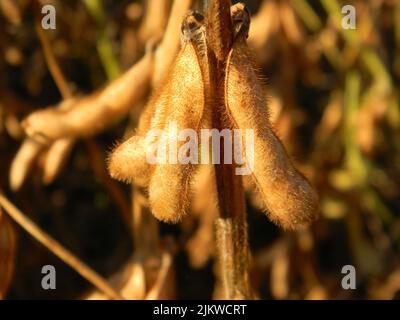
left=0, top=0, right=399, bottom=299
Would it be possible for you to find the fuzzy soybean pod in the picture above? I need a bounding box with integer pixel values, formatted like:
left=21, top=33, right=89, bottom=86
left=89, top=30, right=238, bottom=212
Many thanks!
left=107, top=91, right=168, bottom=187
left=148, top=12, right=207, bottom=223
left=108, top=12, right=206, bottom=199
left=225, top=4, right=318, bottom=229
left=107, top=20, right=189, bottom=187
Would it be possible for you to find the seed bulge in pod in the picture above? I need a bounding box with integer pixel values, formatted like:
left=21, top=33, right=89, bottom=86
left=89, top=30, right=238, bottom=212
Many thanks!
left=225, top=3, right=318, bottom=229
left=148, top=11, right=207, bottom=223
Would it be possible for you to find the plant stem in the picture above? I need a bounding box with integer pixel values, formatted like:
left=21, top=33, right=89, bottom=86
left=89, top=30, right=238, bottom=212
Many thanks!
left=84, top=0, right=120, bottom=80
left=0, top=193, right=123, bottom=300
left=206, top=0, right=252, bottom=299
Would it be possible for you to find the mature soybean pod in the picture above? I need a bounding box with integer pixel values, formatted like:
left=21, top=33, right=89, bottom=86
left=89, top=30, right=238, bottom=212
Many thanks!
left=148, top=12, right=207, bottom=222
left=225, top=3, right=318, bottom=229
left=107, top=12, right=204, bottom=187
left=107, top=82, right=170, bottom=187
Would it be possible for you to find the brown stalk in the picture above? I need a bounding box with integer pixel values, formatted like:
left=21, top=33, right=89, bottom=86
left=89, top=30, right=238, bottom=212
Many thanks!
left=206, top=0, right=252, bottom=299
left=34, top=11, right=72, bottom=99
left=0, top=193, right=123, bottom=300
left=0, top=207, right=16, bottom=299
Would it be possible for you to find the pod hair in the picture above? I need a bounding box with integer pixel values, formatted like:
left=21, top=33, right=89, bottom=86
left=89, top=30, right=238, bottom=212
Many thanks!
left=109, top=11, right=207, bottom=223
left=148, top=11, right=207, bottom=222
left=225, top=3, right=318, bottom=229
left=107, top=84, right=170, bottom=187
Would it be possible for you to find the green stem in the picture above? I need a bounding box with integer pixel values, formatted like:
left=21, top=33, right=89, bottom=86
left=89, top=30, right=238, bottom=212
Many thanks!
left=84, top=0, right=120, bottom=80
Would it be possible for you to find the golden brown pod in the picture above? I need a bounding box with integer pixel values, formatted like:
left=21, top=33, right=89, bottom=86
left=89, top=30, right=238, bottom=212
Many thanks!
left=108, top=135, right=151, bottom=186
left=107, top=85, right=164, bottom=186
left=9, top=138, right=42, bottom=191
left=22, top=51, right=154, bottom=141
left=107, top=41, right=174, bottom=187
left=108, top=12, right=205, bottom=187
left=148, top=12, right=207, bottom=222
left=109, top=12, right=207, bottom=222
left=225, top=3, right=318, bottom=229
left=42, top=138, right=75, bottom=185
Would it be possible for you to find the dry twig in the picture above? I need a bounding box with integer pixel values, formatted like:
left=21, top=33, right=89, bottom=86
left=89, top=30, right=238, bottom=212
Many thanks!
left=0, top=193, right=123, bottom=300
